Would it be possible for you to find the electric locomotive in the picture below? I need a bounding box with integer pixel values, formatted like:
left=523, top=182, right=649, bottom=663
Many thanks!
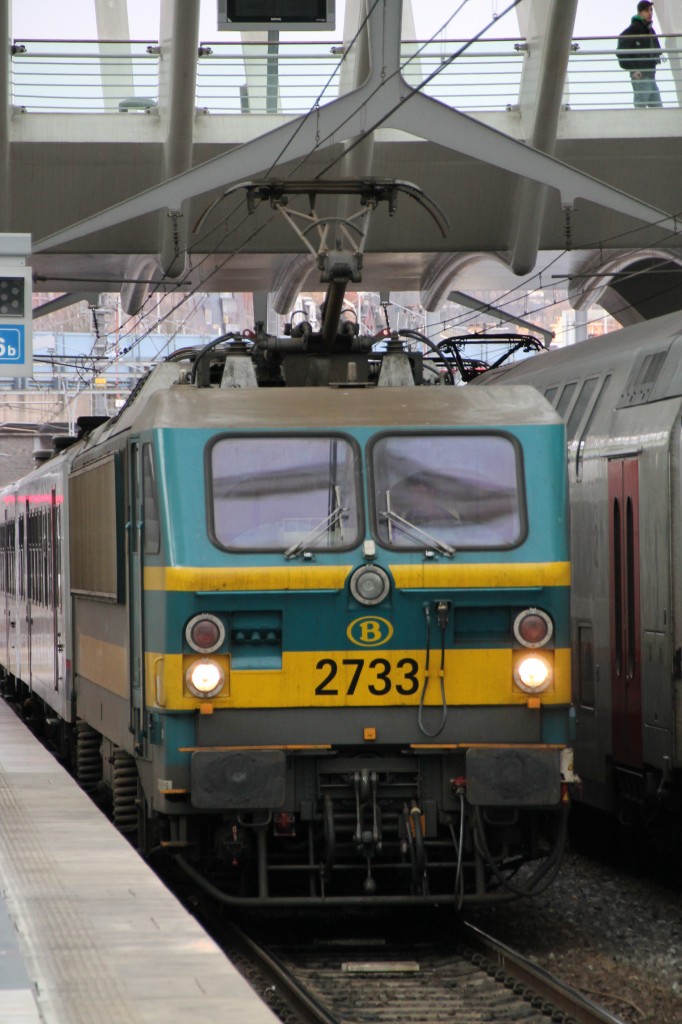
left=474, top=309, right=682, bottom=840
left=0, top=316, right=575, bottom=906
left=0, top=174, right=576, bottom=905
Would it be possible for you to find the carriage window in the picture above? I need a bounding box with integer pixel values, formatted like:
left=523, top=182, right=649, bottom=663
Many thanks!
left=371, top=433, right=524, bottom=550
left=567, top=377, right=598, bottom=440
left=210, top=435, right=361, bottom=551
left=576, top=374, right=611, bottom=482
left=556, top=382, right=578, bottom=418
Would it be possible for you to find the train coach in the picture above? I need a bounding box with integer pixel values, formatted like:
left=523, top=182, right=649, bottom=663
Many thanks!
left=0, top=328, right=575, bottom=905
left=475, top=309, right=682, bottom=838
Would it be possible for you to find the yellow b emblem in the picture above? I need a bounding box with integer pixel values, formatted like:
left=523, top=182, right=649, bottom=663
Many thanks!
left=347, top=616, right=393, bottom=647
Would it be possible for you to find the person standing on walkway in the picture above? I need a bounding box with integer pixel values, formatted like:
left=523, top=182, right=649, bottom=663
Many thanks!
left=617, top=1, right=662, bottom=108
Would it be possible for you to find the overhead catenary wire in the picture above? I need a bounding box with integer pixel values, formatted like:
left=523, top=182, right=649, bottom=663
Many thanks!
left=97, top=0, right=519, bottom=368
left=23, top=1, right=682, bottom=396
left=84, top=0, right=390, bottom=372
left=424, top=207, right=682, bottom=344
left=29, top=2, right=600, bottom=367
left=23, top=6, right=380, bottom=385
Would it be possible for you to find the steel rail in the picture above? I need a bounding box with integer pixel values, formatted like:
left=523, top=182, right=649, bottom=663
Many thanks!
left=222, top=921, right=340, bottom=1024
left=460, top=920, right=628, bottom=1024
left=216, top=917, right=628, bottom=1024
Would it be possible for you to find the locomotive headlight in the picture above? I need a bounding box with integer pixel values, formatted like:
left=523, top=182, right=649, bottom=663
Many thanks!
left=186, top=659, right=225, bottom=698
left=350, top=564, right=390, bottom=606
left=514, top=655, right=552, bottom=693
left=513, top=608, right=553, bottom=648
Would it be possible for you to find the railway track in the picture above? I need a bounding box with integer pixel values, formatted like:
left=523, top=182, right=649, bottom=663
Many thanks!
left=4, top=706, right=629, bottom=1024
left=220, top=918, right=628, bottom=1024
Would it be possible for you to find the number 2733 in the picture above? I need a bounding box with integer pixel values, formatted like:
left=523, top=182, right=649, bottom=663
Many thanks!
left=314, top=657, right=420, bottom=697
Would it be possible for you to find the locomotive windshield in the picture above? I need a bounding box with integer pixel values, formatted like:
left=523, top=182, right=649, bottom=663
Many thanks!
left=209, top=434, right=361, bottom=551
left=371, top=433, right=524, bottom=550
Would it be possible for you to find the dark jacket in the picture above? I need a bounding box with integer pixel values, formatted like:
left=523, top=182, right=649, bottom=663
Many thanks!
left=617, top=16, right=662, bottom=71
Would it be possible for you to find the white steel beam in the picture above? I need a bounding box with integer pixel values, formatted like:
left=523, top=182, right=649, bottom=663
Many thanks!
left=506, top=0, right=579, bottom=275
left=33, top=0, right=682, bottom=260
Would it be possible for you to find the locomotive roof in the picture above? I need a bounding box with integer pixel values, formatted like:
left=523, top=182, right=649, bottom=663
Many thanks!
left=117, top=382, right=561, bottom=432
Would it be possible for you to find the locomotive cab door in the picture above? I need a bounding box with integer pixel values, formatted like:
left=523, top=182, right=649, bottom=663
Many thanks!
left=2, top=508, right=8, bottom=671
left=608, top=457, right=643, bottom=768
left=21, top=498, right=32, bottom=690
left=127, top=439, right=145, bottom=748
left=2, top=506, right=11, bottom=676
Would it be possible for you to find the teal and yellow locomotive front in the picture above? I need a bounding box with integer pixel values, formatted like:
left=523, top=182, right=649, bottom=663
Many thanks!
left=118, top=374, right=574, bottom=905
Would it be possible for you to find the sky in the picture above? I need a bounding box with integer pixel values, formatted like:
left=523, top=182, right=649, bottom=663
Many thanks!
left=10, top=1, right=643, bottom=44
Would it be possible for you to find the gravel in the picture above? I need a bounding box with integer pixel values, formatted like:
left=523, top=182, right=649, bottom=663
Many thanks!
left=467, top=844, right=682, bottom=1024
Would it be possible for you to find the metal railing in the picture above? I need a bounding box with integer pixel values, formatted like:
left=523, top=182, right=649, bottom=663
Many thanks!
left=11, top=40, right=159, bottom=113
left=565, top=35, right=682, bottom=110
left=193, top=37, right=528, bottom=115
left=10, top=36, right=682, bottom=116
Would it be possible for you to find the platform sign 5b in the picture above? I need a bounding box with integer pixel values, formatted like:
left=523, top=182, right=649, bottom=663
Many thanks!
left=0, top=325, right=26, bottom=364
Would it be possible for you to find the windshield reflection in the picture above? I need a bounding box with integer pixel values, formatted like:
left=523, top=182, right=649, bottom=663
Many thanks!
left=373, top=434, right=523, bottom=549
left=211, top=436, right=360, bottom=551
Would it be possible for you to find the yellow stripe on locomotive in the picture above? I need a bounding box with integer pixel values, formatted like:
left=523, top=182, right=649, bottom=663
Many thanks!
left=144, top=647, right=571, bottom=712
left=143, top=560, right=570, bottom=593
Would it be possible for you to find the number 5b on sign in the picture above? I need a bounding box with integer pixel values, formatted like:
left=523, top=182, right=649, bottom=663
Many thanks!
left=0, top=326, right=24, bottom=363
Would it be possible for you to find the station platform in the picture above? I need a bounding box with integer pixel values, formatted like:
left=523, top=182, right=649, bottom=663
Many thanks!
left=0, top=699, right=278, bottom=1024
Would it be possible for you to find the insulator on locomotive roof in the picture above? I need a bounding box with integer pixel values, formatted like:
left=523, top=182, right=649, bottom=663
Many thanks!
left=385, top=332, right=406, bottom=352
left=220, top=348, right=258, bottom=390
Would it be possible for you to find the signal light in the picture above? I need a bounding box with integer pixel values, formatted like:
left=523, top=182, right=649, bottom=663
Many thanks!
left=185, top=613, right=225, bottom=653
left=513, top=608, right=553, bottom=648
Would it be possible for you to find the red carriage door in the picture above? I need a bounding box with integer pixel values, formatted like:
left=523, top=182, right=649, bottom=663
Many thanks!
left=608, top=457, right=643, bottom=767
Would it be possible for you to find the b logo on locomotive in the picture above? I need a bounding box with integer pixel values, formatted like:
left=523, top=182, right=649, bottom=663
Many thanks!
left=346, top=616, right=394, bottom=647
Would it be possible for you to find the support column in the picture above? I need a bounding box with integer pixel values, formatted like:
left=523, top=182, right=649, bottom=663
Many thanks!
left=652, top=1, right=682, bottom=107
left=506, top=0, right=578, bottom=275
left=94, top=0, right=134, bottom=111
left=573, top=307, right=588, bottom=344
left=0, top=0, right=11, bottom=231
left=241, top=32, right=281, bottom=114
left=158, top=0, right=201, bottom=278
left=252, top=291, right=270, bottom=333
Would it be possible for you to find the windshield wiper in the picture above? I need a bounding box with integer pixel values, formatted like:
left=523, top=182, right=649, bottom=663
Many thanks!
left=284, top=505, right=348, bottom=560
left=380, top=509, right=455, bottom=557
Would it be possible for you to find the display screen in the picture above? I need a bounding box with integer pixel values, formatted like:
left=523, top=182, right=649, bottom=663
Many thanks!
left=225, top=0, right=328, bottom=23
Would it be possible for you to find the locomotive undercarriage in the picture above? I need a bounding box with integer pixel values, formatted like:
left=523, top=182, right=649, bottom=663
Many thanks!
left=0, top=671, right=569, bottom=905
left=167, top=752, right=568, bottom=906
